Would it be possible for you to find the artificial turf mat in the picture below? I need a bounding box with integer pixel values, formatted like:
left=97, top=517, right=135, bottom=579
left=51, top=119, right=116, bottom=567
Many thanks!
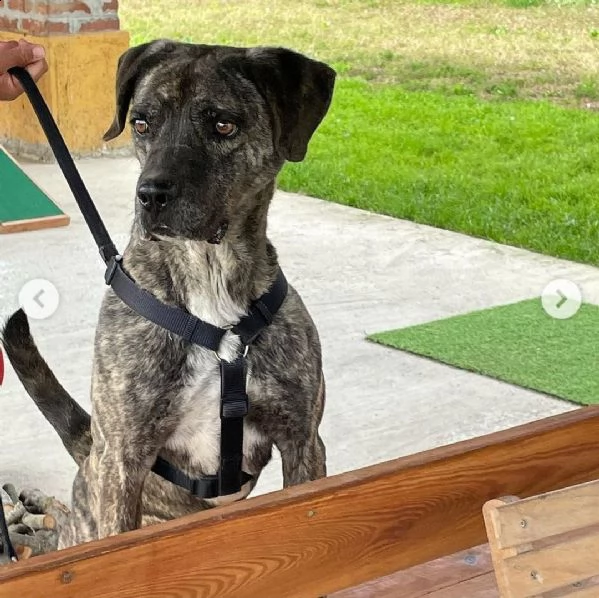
left=368, top=298, right=599, bottom=406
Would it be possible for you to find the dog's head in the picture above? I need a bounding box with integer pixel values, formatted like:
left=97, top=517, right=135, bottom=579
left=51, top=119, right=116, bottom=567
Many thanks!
left=104, top=40, right=336, bottom=243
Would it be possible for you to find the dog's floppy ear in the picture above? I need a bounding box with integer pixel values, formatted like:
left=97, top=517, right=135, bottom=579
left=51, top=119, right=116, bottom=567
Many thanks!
left=240, top=48, right=336, bottom=162
left=103, top=40, right=177, bottom=142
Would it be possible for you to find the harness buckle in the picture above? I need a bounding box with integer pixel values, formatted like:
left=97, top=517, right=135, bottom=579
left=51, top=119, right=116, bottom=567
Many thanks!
left=104, top=254, right=122, bottom=285
left=221, top=393, right=249, bottom=418
left=191, top=475, right=218, bottom=498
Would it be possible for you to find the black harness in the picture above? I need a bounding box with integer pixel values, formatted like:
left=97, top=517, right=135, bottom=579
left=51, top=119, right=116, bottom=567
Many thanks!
left=8, top=67, right=287, bottom=501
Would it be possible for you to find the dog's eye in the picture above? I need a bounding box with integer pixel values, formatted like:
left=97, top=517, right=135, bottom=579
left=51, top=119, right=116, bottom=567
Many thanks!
left=133, top=119, right=149, bottom=135
left=215, top=121, right=237, bottom=137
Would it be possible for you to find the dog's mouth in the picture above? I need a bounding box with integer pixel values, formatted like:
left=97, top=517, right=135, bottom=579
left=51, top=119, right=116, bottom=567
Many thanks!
left=142, top=224, right=175, bottom=242
left=141, top=221, right=229, bottom=244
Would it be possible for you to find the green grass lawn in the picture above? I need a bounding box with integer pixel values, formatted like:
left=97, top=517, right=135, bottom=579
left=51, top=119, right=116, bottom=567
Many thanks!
left=279, top=79, right=599, bottom=264
left=121, top=0, right=599, bottom=265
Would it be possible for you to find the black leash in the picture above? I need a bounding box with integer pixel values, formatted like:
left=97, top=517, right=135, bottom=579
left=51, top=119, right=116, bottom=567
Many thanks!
left=8, top=67, right=287, bottom=502
left=7, top=68, right=117, bottom=263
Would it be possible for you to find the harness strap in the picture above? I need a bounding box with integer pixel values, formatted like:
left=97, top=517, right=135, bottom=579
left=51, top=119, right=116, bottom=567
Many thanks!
left=9, top=67, right=288, bottom=502
left=152, top=457, right=253, bottom=499
left=149, top=269, right=287, bottom=499
left=232, top=269, right=288, bottom=345
left=219, top=355, right=250, bottom=496
left=106, top=257, right=227, bottom=352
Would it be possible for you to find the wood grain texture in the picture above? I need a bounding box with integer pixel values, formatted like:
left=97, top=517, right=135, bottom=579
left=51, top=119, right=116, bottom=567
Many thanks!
left=490, top=479, right=599, bottom=549
left=483, top=497, right=518, bottom=598
left=484, top=481, right=599, bottom=597
left=555, top=585, right=599, bottom=598
left=332, top=545, right=494, bottom=598
left=1, top=407, right=599, bottom=598
left=502, top=534, right=599, bottom=595
left=426, top=572, right=499, bottom=598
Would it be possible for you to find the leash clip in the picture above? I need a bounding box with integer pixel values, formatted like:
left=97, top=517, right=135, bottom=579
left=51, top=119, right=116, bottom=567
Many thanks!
left=104, top=254, right=123, bottom=285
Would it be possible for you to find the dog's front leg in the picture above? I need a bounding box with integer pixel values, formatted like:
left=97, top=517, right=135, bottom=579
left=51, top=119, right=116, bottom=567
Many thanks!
left=60, top=428, right=155, bottom=546
left=276, top=372, right=327, bottom=487
left=61, top=443, right=146, bottom=546
left=91, top=421, right=148, bottom=539
left=277, top=432, right=327, bottom=487
left=60, top=385, right=175, bottom=547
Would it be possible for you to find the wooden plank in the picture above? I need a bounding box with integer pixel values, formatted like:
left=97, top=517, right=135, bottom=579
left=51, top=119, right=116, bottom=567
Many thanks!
left=332, top=545, right=494, bottom=598
left=1, top=407, right=599, bottom=598
left=563, top=584, right=599, bottom=598
left=0, top=214, right=70, bottom=234
left=484, top=498, right=523, bottom=598
left=538, top=575, right=599, bottom=598
left=489, top=479, right=599, bottom=549
left=426, top=572, right=499, bottom=598
left=502, top=534, right=599, bottom=595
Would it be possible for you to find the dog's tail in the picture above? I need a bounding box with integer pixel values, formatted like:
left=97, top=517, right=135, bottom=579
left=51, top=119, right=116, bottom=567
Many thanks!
left=1, top=309, right=92, bottom=466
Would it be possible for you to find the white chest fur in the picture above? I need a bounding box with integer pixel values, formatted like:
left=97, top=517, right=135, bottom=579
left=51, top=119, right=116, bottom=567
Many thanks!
left=164, top=250, right=267, bottom=505
left=166, top=347, right=266, bottom=506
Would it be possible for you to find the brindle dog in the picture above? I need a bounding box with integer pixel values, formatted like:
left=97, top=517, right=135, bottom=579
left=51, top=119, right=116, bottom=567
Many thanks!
left=2, top=39, right=335, bottom=548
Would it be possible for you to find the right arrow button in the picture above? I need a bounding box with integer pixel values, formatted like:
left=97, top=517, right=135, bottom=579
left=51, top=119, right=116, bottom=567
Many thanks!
left=541, top=279, right=582, bottom=320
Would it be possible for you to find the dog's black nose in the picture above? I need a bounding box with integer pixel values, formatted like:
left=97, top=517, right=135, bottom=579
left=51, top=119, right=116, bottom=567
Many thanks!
left=137, top=180, right=176, bottom=211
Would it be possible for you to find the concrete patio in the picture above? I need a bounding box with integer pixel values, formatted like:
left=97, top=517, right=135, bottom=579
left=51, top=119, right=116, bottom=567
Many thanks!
left=2, top=155, right=597, bottom=504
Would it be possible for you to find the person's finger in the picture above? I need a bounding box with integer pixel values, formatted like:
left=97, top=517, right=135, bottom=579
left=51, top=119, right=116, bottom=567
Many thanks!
left=0, top=41, right=45, bottom=73
left=0, top=41, right=47, bottom=100
left=0, top=41, right=19, bottom=54
left=0, top=73, right=23, bottom=101
left=0, top=41, right=19, bottom=52
left=25, top=56, right=49, bottom=82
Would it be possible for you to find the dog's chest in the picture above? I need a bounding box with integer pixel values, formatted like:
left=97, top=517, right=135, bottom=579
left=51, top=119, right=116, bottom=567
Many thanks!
left=166, top=350, right=265, bottom=479
left=165, top=283, right=266, bottom=482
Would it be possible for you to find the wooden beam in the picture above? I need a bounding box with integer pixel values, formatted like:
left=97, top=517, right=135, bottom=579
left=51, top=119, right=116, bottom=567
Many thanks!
left=0, top=214, right=70, bottom=234
left=1, top=407, right=599, bottom=598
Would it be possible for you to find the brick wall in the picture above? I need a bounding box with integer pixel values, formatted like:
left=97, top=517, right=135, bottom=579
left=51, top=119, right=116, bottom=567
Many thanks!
left=0, top=0, right=120, bottom=35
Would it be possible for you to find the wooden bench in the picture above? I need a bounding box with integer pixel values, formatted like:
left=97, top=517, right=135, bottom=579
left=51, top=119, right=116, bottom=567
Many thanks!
left=484, top=479, right=599, bottom=598
left=2, top=407, right=599, bottom=597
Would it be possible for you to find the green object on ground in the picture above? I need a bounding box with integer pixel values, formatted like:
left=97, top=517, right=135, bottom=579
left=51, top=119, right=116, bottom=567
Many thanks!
left=369, top=299, right=599, bottom=405
left=0, top=147, right=68, bottom=233
left=0, top=147, right=64, bottom=224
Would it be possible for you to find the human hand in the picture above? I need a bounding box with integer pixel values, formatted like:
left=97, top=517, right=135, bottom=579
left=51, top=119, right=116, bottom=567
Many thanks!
left=0, top=39, right=48, bottom=101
